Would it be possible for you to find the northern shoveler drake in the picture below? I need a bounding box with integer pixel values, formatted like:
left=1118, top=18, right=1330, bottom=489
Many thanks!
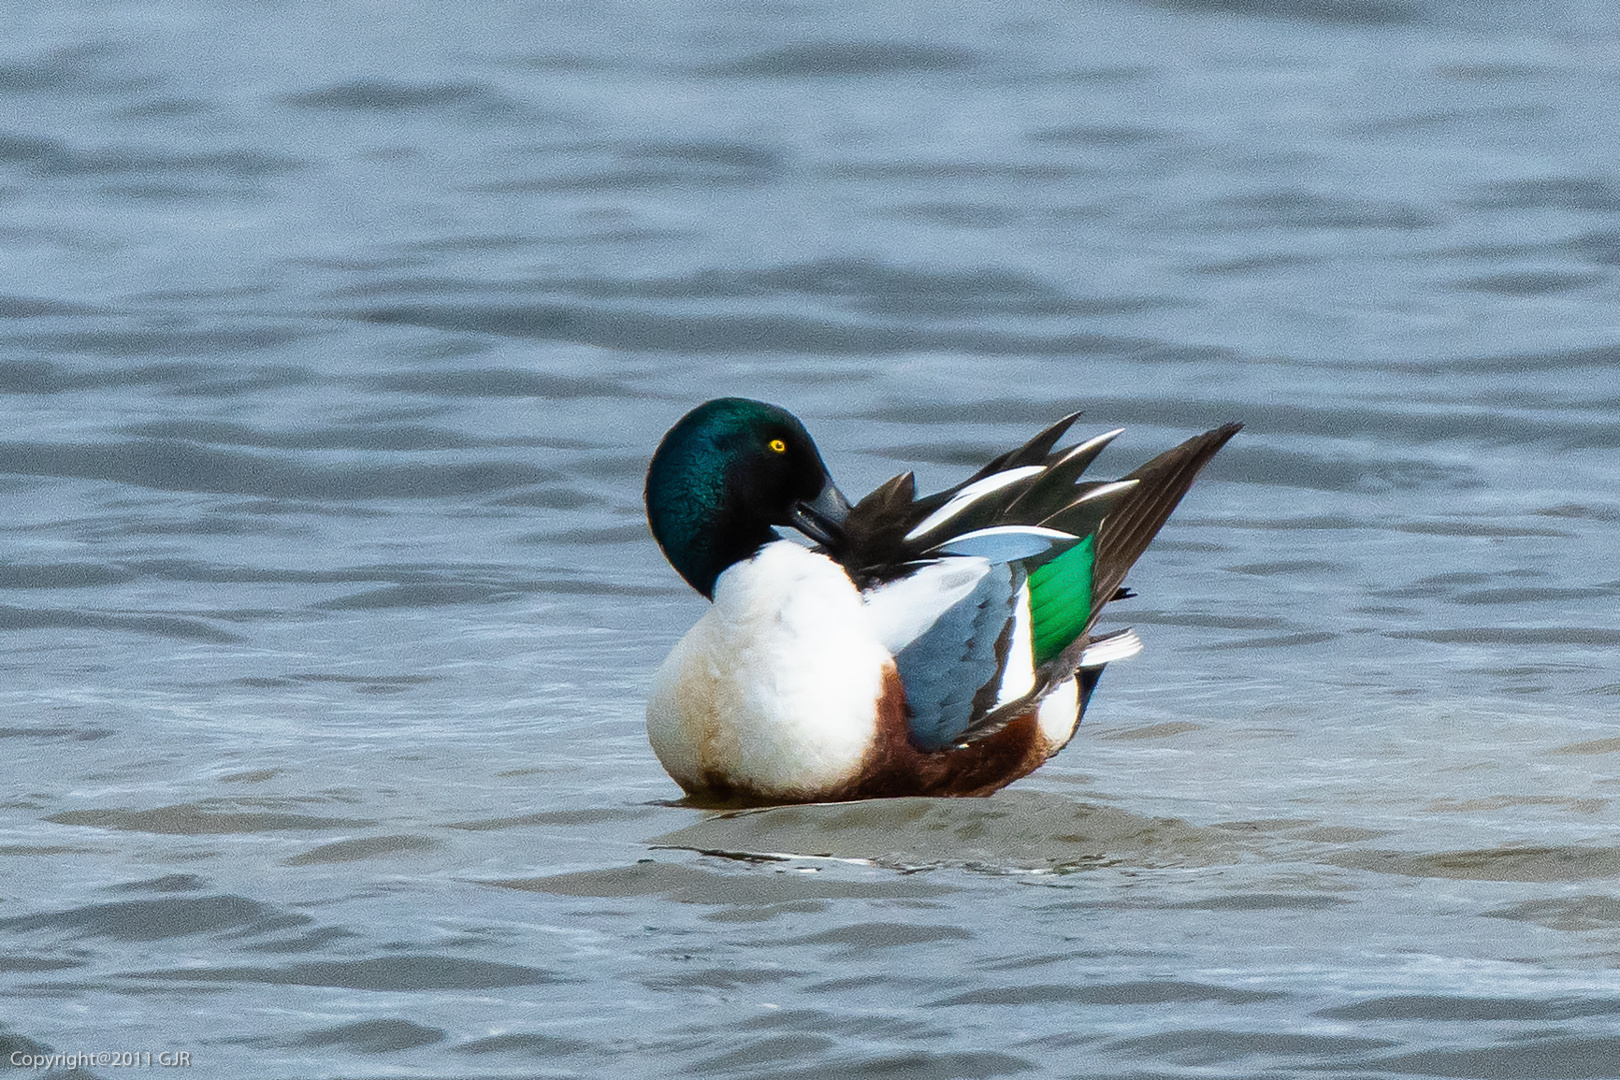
left=644, top=398, right=1240, bottom=806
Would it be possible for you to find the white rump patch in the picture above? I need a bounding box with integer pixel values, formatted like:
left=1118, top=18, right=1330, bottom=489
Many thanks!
left=1036, top=676, right=1080, bottom=745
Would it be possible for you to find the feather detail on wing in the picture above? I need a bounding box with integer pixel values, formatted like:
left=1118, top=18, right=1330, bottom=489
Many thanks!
left=888, top=562, right=1026, bottom=751
left=1079, top=627, right=1143, bottom=667
left=905, top=467, right=1045, bottom=542
left=863, top=557, right=992, bottom=653
left=833, top=417, right=1240, bottom=753
left=1085, top=422, right=1243, bottom=635
left=925, top=524, right=1079, bottom=562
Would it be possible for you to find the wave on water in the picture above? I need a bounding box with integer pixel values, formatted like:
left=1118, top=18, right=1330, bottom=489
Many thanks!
left=649, top=790, right=1240, bottom=872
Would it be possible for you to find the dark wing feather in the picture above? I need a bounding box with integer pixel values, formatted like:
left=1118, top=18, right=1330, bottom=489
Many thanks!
left=1035, top=481, right=1137, bottom=553
left=840, top=471, right=919, bottom=572
left=916, top=470, right=1046, bottom=540
left=1085, top=422, right=1242, bottom=633
left=1002, top=427, right=1123, bottom=518
left=836, top=420, right=1238, bottom=596
left=963, top=410, right=1082, bottom=482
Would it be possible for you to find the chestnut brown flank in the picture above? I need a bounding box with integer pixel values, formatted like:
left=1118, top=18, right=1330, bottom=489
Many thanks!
left=833, top=663, right=1052, bottom=800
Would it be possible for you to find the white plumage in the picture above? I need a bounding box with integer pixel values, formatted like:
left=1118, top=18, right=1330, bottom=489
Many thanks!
left=647, top=541, right=890, bottom=800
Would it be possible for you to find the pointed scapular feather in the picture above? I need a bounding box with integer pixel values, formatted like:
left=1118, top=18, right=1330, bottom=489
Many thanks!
left=1027, top=534, right=1094, bottom=666
left=836, top=471, right=919, bottom=576
left=925, top=524, right=1079, bottom=562
left=903, top=465, right=1045, bottom=542
left=1037, top=479, right=1139, bottom=541
left=1003, top=428, right=1126, bottom=517
left=852, top=471, right=915, bottom=518
left=965, top=411, right=1082, bottom=482
left=934, top=481, right=1049, bottom=541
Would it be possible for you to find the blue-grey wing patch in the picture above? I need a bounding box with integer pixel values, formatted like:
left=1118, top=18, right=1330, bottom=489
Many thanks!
left=895, top=562, right=1025, bottom=752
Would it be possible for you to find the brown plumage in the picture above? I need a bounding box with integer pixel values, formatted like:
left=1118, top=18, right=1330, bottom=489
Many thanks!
left=838, top=665, right=1053, bottom=800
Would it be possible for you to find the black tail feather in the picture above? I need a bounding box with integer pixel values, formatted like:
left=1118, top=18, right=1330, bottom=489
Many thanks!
left=1085, top=422, right=1242, bottom=631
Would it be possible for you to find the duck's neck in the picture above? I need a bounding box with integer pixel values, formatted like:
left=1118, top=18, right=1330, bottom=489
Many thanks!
left=648, top=498, right=778, bottom=600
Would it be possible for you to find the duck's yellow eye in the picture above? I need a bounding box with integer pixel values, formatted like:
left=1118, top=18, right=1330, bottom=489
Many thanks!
left=768, top=438, right=787, bottom=453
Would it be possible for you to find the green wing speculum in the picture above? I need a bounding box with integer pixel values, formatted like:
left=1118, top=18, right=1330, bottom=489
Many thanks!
left=1028, top=534, right=1094, bottom=667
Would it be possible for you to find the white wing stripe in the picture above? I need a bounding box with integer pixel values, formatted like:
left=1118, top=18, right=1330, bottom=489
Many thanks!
left=925, top=524, right=1077, bottom=561
left=993, top=582, right=1036, bottom=706
left=903, top=466, right=1045, bottom=542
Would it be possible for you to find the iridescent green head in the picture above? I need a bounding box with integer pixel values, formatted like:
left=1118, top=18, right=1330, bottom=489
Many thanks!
left=645, top=398, right=851, bottom=598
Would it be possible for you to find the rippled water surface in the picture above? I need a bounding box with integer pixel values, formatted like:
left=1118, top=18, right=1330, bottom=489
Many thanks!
left=3, top=1, right=1620, bottom=1076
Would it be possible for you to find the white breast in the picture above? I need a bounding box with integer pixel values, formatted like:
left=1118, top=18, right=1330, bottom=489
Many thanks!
left=646, top=541, right=892, bottom=800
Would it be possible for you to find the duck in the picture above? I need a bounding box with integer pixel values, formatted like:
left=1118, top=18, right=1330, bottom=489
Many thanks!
left=644, top=397, right=1240, bottom=807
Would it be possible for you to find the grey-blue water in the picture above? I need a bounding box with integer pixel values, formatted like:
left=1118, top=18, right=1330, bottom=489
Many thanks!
left=3, top=1, right=1619, bottom=1076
